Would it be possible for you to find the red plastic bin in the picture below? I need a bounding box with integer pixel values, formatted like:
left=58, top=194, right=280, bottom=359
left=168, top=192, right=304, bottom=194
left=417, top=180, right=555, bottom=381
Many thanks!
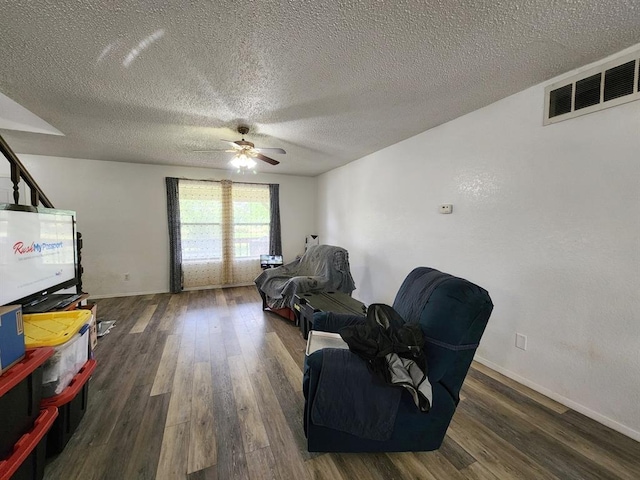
left=0, top=349, right=54, bottom=460
left=0, top=407, right=58, bottom=480
left=41, top=359, right=96, bottom=456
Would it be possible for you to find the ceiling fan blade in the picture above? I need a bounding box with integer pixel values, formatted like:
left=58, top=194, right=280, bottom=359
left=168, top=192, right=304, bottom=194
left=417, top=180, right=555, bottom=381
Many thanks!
left=220, top=139, right=243, bottom=148
left=254, top=147, right=286, bottom=154
left=256, top=153, right=280, bottom=165
left=192, top=149, right=231, bottom=153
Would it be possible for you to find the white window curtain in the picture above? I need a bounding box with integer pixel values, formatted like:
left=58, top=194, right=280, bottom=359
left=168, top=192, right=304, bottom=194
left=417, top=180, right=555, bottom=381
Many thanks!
left=178, top=179, right=270, bottom=288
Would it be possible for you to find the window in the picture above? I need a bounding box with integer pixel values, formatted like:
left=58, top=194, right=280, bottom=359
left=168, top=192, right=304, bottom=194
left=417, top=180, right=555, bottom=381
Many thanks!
left=232, top=185, right=270, bottom=258
left=177, top=180, right=271, bottom=288
left=179, top=181, right=223, bottom=261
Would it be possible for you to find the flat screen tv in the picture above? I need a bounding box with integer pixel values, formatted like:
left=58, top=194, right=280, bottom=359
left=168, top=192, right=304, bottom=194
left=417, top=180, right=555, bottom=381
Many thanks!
left=0, top=204, right=79, bottom=307
left=260, top=254, right=283, bottom=268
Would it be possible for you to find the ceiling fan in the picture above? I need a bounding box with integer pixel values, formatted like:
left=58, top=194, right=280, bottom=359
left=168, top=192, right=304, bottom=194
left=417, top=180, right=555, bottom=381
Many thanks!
left=193, top=125, right=286, bottom=168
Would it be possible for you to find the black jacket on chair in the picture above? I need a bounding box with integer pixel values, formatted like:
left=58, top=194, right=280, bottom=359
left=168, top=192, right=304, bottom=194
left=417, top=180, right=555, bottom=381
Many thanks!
left=340, top=303, right=432, bottom=412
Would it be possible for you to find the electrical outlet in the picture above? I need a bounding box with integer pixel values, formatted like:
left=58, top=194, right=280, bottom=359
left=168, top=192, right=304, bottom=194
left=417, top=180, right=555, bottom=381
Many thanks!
left=439, top=204, right=453, bottom=214
left=124, top=273, right=130, bottom=281
left=515, top=333, right=527, bottom=350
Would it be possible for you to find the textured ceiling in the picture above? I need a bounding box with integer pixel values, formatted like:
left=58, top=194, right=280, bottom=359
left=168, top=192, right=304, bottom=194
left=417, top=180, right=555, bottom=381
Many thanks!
left=0, top=1, right=639, bottom=176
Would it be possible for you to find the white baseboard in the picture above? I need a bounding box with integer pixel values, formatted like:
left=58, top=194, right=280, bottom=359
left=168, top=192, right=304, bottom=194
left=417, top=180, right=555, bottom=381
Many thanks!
left=183, top=282, right=254, bottom=291
left=88, top=283, right=255, bottom=300
left=474, top=356, right=640, bottom=442
left=88, top=290, right=167, bottom=299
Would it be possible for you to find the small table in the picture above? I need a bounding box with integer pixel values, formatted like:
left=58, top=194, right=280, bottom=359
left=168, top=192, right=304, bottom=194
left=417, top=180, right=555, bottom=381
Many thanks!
left=293, top=291, right=366, bottom=339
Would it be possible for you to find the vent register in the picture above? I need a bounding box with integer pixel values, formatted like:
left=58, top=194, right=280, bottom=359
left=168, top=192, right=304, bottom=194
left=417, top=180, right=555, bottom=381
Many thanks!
left=544, top=51, right=640, bottom=125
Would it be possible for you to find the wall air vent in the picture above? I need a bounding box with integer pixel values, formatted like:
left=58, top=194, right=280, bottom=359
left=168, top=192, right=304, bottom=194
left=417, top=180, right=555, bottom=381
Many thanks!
left=544, top=49, right=640, bottom=125
left=604, top=60, right=636, bottom=102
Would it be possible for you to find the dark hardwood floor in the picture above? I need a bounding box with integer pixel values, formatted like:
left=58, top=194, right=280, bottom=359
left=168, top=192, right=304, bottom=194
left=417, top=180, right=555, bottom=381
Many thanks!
left=43, top=287, right=640, bottom=479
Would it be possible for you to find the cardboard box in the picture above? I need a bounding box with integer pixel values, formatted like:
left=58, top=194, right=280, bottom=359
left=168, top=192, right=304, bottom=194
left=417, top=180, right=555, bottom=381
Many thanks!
left=0, top=305, right=25, bottom=374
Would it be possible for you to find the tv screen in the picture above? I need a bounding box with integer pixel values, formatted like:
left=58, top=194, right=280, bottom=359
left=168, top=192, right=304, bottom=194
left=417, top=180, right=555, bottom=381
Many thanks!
left=260, top=254, right=283, bottom=268
left=0, top=204, right=78, bottom=307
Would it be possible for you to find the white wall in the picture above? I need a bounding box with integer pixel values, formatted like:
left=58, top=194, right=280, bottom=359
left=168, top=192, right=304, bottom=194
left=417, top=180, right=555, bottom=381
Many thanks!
left=317, top=46, right=640, bottom=439
left=1, top=158, right=317, bottom=297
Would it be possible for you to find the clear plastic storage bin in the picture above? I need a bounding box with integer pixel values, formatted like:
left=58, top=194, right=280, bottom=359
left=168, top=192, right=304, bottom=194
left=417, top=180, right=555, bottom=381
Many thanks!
left=41, top=329, right=89, bottom=397
left=23, top=310, right=92, bottom=398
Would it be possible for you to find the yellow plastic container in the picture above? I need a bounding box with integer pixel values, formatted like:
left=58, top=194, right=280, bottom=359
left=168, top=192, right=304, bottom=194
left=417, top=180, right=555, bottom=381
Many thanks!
left=23, top=310, right=92, bottom=348
left=23, top=310, right=92, bottom=397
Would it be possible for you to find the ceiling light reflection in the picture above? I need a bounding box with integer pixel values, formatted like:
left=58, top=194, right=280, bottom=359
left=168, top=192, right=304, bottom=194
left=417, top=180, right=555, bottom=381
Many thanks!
left=123, top=29, right=165, bottom=67
left=97, top=42, right=117, bottom=63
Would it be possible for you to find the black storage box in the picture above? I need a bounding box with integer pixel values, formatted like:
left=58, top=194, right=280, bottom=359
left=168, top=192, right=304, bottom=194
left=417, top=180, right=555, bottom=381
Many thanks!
left=293, top=292, right=366, bottom=339
left=41, top=359, right=96, bottom=456
left=0, top=349, right=54, bottom=460
left=0, top=407, right=58, bottom=480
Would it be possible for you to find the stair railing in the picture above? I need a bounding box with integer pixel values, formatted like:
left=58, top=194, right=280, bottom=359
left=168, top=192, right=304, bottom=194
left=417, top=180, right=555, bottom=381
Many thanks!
left=0, top=133, right=53, bottom=208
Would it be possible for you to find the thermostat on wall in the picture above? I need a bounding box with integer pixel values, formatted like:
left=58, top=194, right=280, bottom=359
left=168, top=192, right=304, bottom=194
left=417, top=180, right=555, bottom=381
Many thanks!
left=439, top=204, right=453, bottom=214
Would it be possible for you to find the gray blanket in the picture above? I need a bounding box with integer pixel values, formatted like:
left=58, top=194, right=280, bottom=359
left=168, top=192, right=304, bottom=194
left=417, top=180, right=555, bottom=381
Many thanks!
left=255, top=245, right=355, bottom=309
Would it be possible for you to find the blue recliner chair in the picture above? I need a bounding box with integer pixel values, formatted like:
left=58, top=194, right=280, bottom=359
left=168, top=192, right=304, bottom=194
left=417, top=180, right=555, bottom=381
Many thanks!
left=302, top=267, right=493, bottom=452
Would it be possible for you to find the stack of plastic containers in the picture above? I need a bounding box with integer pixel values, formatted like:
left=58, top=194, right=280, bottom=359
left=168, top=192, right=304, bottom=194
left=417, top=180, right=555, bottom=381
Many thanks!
left=23, top=310, right=97, bottom=455
left=41, top=359, right=96, bottom=455
left=0, top=348, right=56, bottom=480
left=0, top=307, right=97, bottom=479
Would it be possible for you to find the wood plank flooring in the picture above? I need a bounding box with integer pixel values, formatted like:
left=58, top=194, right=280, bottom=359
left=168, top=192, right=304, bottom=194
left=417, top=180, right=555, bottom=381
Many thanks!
left=43, top=287, right=640, bottom=480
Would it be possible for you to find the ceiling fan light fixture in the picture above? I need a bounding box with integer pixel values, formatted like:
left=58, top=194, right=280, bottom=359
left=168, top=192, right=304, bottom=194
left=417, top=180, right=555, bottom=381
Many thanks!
left=193, top=125, right=283, bottom=168
left=230, top=152, right=257, bottom=172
